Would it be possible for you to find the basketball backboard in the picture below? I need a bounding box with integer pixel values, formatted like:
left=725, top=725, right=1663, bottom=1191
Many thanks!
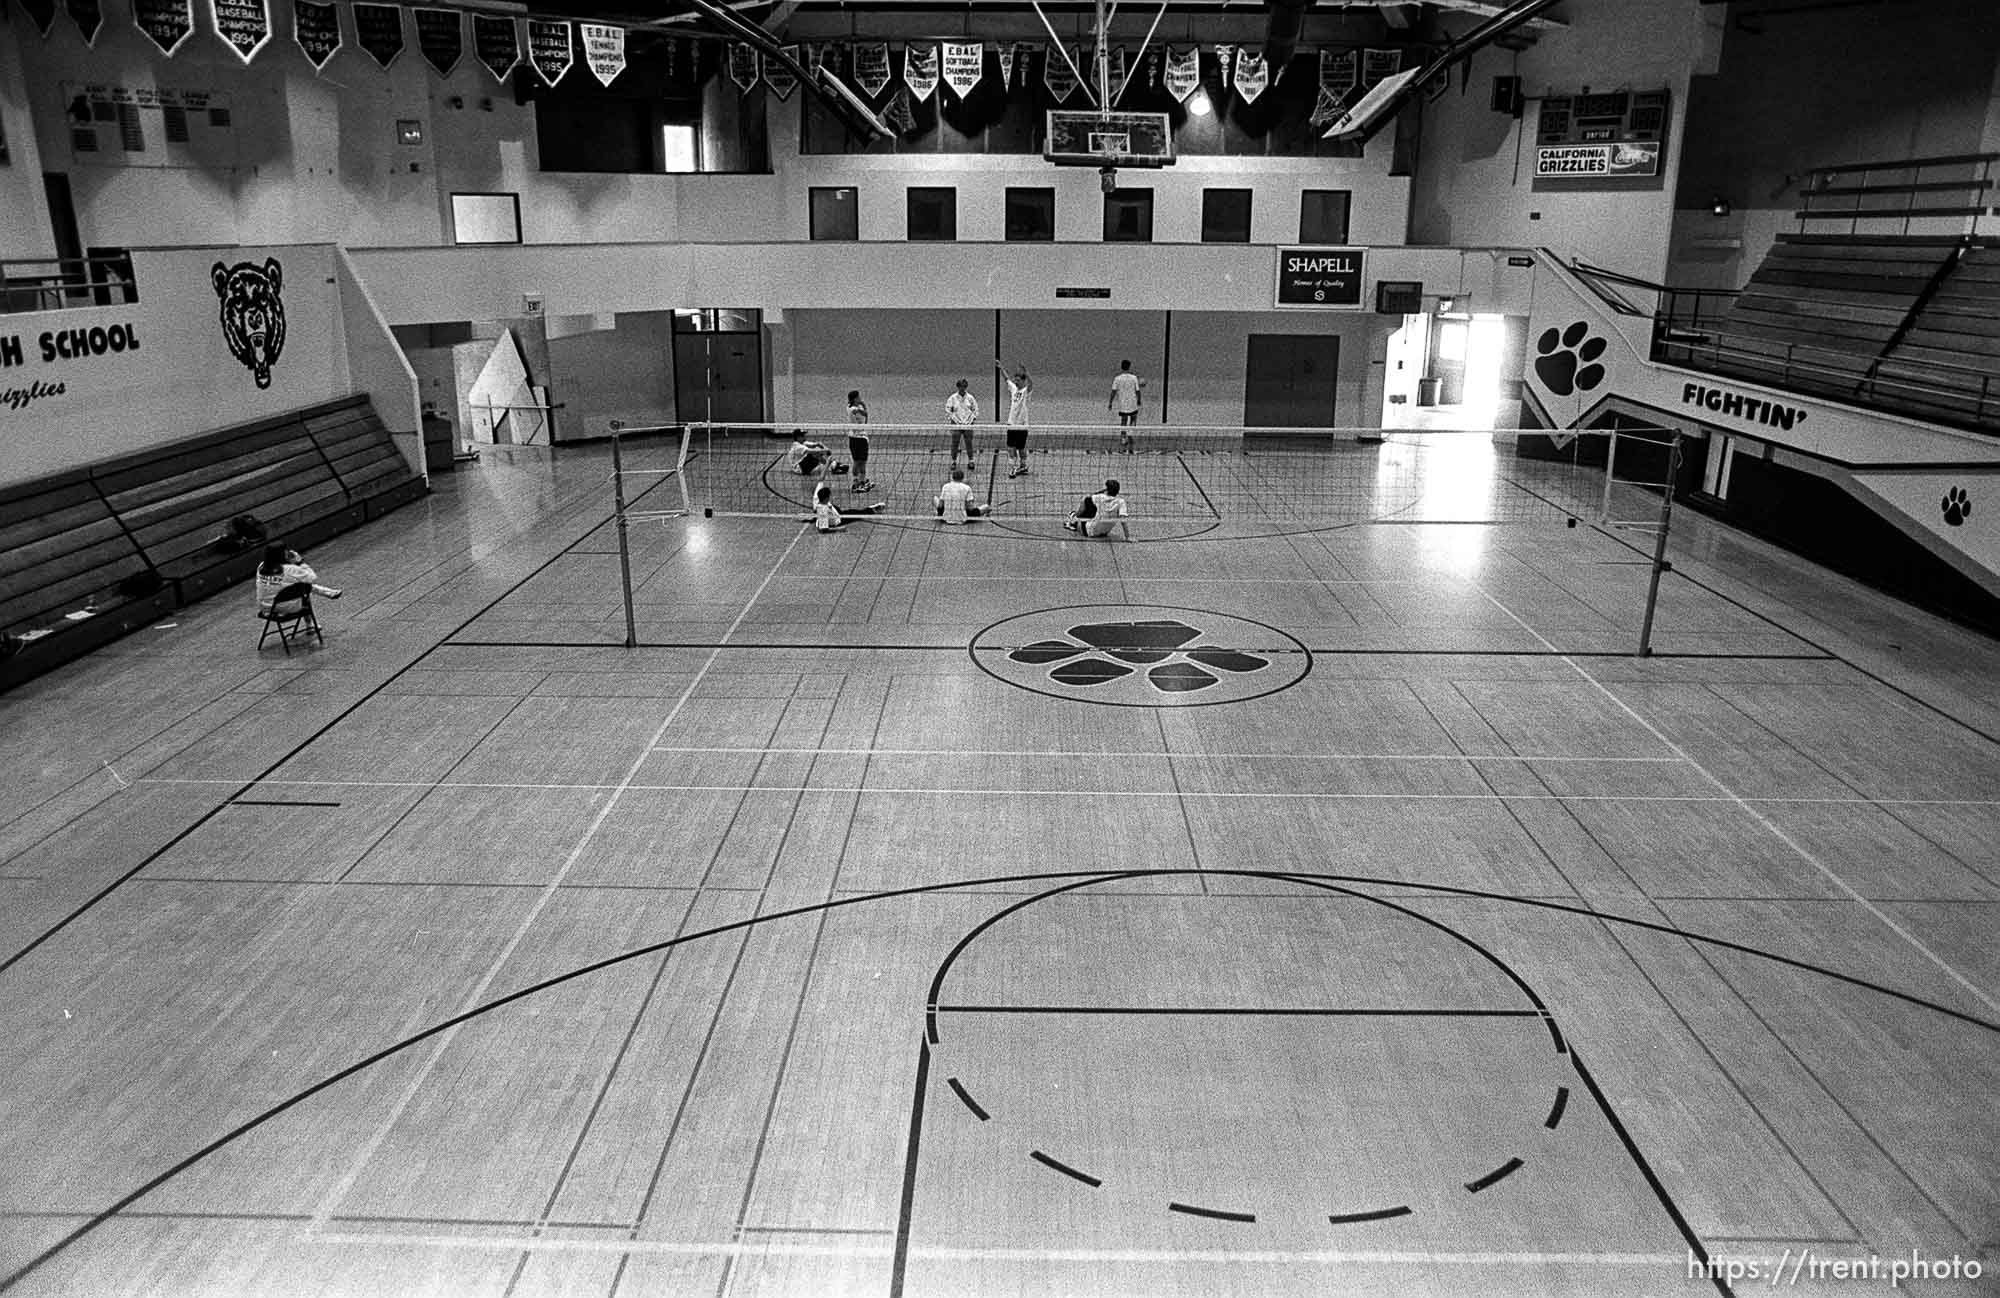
left=1044, top=110, right=1176, bottom=168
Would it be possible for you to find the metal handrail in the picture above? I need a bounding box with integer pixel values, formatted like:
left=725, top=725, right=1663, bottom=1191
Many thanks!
left=0, top=254, right=139, bottom=315
left=1655, top=329, right=1998, bottom=429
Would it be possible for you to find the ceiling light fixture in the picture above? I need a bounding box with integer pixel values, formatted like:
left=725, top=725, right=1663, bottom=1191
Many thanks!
left=1188, top=90, right=1213, bottom=117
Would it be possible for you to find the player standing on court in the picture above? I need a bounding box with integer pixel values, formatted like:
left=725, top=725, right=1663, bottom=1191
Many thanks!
left=996, top=359, right=1033, bottom=478
left=1109, top=359, right=1143, bottom=452
left=945, top=378, right=979, bottom=472
left=846, top=389, right=874, bottom=493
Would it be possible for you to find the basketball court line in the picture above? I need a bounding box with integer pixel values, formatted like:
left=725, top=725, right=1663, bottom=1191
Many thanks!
left=305, top=526, right=810, bottom=1233
left=1467, top=581, right=2000, bottom=1018
left=439, top=640, right=1838, bottom=659
left=123, top=775, right=2000, bottom=808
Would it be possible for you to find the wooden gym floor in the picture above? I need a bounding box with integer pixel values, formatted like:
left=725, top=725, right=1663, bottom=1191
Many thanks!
left=1, top=439, right=1995, bottom=1297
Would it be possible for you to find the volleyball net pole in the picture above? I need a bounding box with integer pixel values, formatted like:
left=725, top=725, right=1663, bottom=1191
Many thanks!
left=607, top=420, right=639, bottom=649
left=1636, top=431, right=1684, bottom=658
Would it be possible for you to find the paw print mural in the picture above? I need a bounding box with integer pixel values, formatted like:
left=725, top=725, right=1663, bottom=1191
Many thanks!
left=971, top=606, right=1311, bottom=707
left=1010, top=619, right=1269, bottom=694
left=1941, top=486, right=1972, bottom=527
left=1533, top=322, right=1608, bottom=397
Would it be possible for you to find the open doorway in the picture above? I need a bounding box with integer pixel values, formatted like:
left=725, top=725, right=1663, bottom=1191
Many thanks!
left=1382, top=312, right=1521, bottom=430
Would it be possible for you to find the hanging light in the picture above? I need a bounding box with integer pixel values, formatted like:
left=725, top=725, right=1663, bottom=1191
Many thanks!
left=1188, top=90, right=1213, bottom=117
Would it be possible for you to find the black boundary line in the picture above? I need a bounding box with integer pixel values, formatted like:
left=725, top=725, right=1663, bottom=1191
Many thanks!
left=932, top=1005, right=1541, bottom=1018
left=1465, top=1156, right=1525, bottom=1194
left=1029, top=1149, right=1102, bottom=1188
left=945, top=1076, right=990, bottom=1121
left=1177, top=452, right=1222, bottom=518
left=0, top=471, right=681, bottom=979
left=1328, top=1204, right=1413, bottom=1225
left=227, top=800, right=343, bottom=808
left=1167, top=1200, right=1255, bottom=1223
left=4, top=865, right=1984, bottom=1295
left=886, top=1038, right=930, bottom=1298
left=1570, top=1048, right=1733, bottom=1297
left=1544, top=1085, right=1570, bottom=1130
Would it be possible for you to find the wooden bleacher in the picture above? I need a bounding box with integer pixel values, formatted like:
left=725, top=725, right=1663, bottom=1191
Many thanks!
left=1868, top=243, right=2000, bottom=417
left=1721, top=233, right=1956, bottom=362
left=0, top=395, right=425, bottom=692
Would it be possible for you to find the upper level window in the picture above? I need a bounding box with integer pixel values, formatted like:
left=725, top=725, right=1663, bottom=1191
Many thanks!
left=1103, top=188, right=1153, bottom=242
left=1300, top=190, right=1352, bottom=243
left=811, top=187, right=858, bottom=241
left=1202, top=188, right=1252, bottom=243
left=907, top=187, right=957, bottom=241
left=1006, top=187, right=1055, bottom=241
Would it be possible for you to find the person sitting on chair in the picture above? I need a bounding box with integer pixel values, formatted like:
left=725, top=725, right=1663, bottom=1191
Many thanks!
left=255, top=544, right=341, bottom=615
left=788, top=428, right=848, bottom=477
left=934, top=468, right=990, bottom=524
left=814, top=482, right=884, bottom=532
left=1065, top=479, right=1129, bottom=538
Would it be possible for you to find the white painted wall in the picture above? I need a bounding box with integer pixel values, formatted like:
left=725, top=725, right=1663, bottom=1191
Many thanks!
left=0, top=21, right=59, bottom=262
left=1408, top=0, right=1714, bottom=281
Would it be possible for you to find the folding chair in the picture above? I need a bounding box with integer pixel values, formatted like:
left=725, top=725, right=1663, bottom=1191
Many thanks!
left=257, top=582, right=323, bottom=655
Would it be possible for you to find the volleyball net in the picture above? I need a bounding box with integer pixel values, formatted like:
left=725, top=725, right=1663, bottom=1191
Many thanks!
left=598, top=419, right=1686, bottom=654
left=607, top=419, right=1683, bottom=533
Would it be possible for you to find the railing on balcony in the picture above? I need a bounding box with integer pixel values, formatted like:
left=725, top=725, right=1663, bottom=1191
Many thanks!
left=1794, top=152, right=1998, bottom=239
left=0, top=253, right=139, bottom=315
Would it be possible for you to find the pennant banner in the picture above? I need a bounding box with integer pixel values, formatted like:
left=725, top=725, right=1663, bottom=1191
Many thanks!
left=213, top=0, right=269, bottom=62
left=764, top=46, right=799, bottom=100
left=1309, top=84, right=1341, bottom=128
left=353, top=2, right=403, bottom=69
left=1004, top=42, right=1032, bottom=90
left=527, top=20, right=571, bottom=86
left=882, top=86, right=917, bottom=133
left=1321, top=47, right=1357, bottom=98
left=1232, top=47, right=1267, bottom=104
left=132, top=0, right=192, bottom=55
left=294, top=0, right=340, bottom=69
left=728, top=42, right=759, bottom=92
left=1363, top=47, right=1402, bottom=87
left=1162, top=45, right=1199, bottom=102
left=1105, top=45, right=1127, bottom=101
left=18, top=0, right=57, bottom=38
left=904, top=43, right=938, bottom=100
left=580, top=23, right=624, bottom=87
left=1044, top=44, right=1079, bottom=102
left=1213, top=44, right=1235, bottom=92
left=852, top=42, right=890, bottom=97
left=414, top=8, right=461, bottom=76
left=941, top=41, right=982, bottom=98
left=473, top=15, right=518, bottom=82
left=66, top=0, right=102, bottom=45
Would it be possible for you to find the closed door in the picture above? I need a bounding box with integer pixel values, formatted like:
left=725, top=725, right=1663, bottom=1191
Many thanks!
left=673, top=333, right=763, bottom=424
left=1243, top=333, right=1339, bottom=430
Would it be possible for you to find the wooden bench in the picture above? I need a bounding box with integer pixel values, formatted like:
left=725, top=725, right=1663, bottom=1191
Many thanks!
left=1, top=394, right=425, bottom=692
left=0, top=471, right=177, bottom=693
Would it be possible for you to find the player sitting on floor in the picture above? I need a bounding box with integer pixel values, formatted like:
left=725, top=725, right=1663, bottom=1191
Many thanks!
left=1065, top=479, right=1129, bottom=538
left=814, top=482, right=884, bottom=532
left=934, top=469, right=990, bottom=524
left=788, top=428, right=849, bottom=477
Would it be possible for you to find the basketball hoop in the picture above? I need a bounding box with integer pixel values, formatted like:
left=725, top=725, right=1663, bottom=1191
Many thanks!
left=1099, top=165, right=1117, bottom=193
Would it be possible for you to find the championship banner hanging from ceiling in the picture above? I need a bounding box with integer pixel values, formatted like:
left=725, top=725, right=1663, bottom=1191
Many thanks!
left=1362, top=47, right=1401, bottom=86
left=882, top=86, right=917, bottom=132
left=132, top=0, right=192, bottom=56
left=728, top=42, right=759, bottom=92
left=352, top=3, right=403, bottom=69
left=1163, top=45, right=1198, bottom=101
left=1322, top=48, right=1356, bottom=99
left=294, top=0, right=340, bottom=70
left=1003, top=42, right=1032, bottom=90
left=527, top=20, right=571, bottom=85
left=1044, top=44, right=1079, bottom=101
left=852, top=42, right=890, bottom=96
left=764, top=46, right=800, bottom=100
left=213, top=0, right=269, bottom=62
left=473, top=15, right=518, bottom=82
left=1105, top=45, right=1127, bottom=101
left=580, top=23, right=624, bottom=86
left=904, top=44, right=938, bottom=100
left=17, top=0, right=57, bottom=38
left=1232, top=47, right=1267, bottom=103
left=65, top=0, right=102, bottom=46
left=1213, top=44, right=1235, bottom=91
left=414, top=9, right=462, bottom=77
left=941, top=41, right=982, bottom=98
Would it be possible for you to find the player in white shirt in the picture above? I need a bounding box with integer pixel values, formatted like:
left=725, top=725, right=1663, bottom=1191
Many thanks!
left=944, top=378, right=979, bottom=471
left=933, top=468, right=989, bottom=524
left=813, top=482, right=884, bottom=532
left=1065, top=479, right=1130, bottom=538
left=1109, top=360, right=1143, bottom=452
left=995, top=359, right=1033, bottom=478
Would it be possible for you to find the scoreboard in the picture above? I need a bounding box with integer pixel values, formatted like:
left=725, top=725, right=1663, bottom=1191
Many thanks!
left=1533, top=88, right=1669, bottom=181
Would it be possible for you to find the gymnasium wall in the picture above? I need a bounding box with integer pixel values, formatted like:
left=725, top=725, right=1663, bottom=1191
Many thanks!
left=0, top=243, right=355, bottom=486
left=783, top=307, right=1391, bottom=432
left=1667, top=0, right=2000, bottom=290
left=1407, top=0, right=1714, bottom=281
left=546, top=311, right=677, bottom=440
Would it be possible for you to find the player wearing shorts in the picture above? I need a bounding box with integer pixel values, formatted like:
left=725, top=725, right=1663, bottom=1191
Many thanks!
left=1109, top=360, right=1142, bottom=452
left=846, top=389, right=874, bottom=492
left=996, top=359, right=1033, bottom=478
left=945, top=378, right=979, bottom=470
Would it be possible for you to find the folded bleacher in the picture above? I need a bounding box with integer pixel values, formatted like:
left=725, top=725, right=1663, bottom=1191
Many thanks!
left=1, top=394, right=424, bottom=691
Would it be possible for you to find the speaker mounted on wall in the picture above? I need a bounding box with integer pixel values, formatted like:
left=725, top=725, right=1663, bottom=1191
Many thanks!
left=1491, top=75, right=1524, bottom=117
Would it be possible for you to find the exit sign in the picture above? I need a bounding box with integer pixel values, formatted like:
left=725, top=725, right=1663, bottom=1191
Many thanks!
left=1275, top=246, right=1366, bottom=309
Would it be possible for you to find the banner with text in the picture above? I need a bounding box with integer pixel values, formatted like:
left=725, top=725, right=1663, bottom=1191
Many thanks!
left=527, top=20, right=571, bottom=85
left=294, top=0, right=340, bottom=69
left=66, top=0, right=102, bottom=45
left=581, top=23, right=624, bottom=86
left=941, top=41, right=982, bottom=98
left=353, top=3, right=402, bottom=69
left=414, top=8, right=461, bottom=77
left=1163, top=45, right=1198, bottom=101
left=213, top=0, right=268, bottom=62
left=473, top=15, right=517, bottom=82
left=132, top=0, right=192, bottom=56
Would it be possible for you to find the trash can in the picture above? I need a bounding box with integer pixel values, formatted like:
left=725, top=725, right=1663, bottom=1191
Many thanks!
left=1416, top=377, right=1442, bottom=407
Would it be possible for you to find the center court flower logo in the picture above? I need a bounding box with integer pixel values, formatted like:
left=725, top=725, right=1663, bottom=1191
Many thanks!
left=970, top=606, right=1311, bottom=707
left=1010, top=619, right=1268, bottom=693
